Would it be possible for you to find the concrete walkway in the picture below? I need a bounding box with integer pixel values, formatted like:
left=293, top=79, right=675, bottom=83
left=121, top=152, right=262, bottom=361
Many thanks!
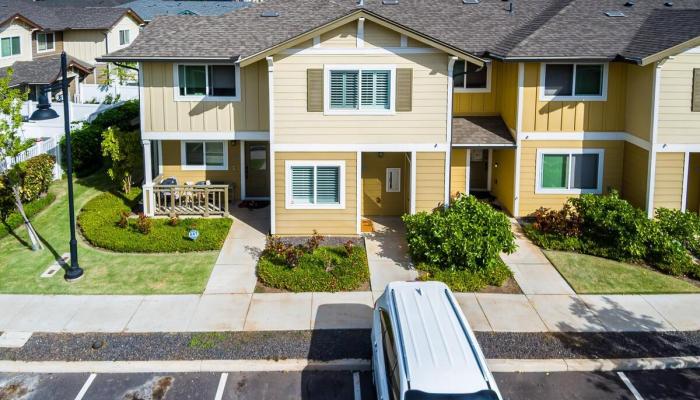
left=203, top=206, right=268, bottom=295
left=364, top=217, right=417, bottom=294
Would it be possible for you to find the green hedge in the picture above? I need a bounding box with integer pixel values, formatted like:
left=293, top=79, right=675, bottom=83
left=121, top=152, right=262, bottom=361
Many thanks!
left=417, top=258, right=512, bottom=292
left=257, top=246, right=369, bottom=292
left=78, top=188, right=231, bottom=253
left=0, top=192, right=56, bottom=240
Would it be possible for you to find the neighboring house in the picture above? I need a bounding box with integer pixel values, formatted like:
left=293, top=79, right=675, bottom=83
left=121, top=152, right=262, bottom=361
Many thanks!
left=116, top=0, right=250, bottom=21
left=0, top=0, right=144, bottom=103
left=100, top=0, right=700, bottom=235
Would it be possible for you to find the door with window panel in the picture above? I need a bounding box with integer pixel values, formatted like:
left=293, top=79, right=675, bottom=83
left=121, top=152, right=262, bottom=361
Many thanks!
left=245, top=142, right=270, bottom=198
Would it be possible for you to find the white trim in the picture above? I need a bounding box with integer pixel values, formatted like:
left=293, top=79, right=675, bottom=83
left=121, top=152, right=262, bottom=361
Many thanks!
left=284, top=160, right=346, bottom=210
left=267, top=56, right=275, bottom=234
left=280, top=47, right=441, bottom=55
left=400, top=34, right=408, bottom=48
left=535, top=148, right=605, bottom=195
left=138, top=61, right=150, bottom=215
left=453, top=60, right=492, bottom=94
left=36, top=32, right=55, bottom=53
left=172, top=63, right=241, bottom=102
left=118, top=29, right=131, bottom=46
left=410, top=151, right=416, bottom=214
left=487, top=149, right=493, bottom=191
left=655, top=143, right=700, bottom=152
left=180, top=140, right=228, bottom=171
left=446, top=56, right=457, bottom=206
left=312, top=36, right=321, bottom=48
left=142, top=131, right=269, bottom=141
left=157, top=140, right=163, bottom=175
left=386, top=167, right=401, bottom=192
left=681, top=46, right=700, bottom=54
left=273, top=143, right=449, bottom=152
left=239, top=140, right=246, bottom=200
left=323, top=65, right=396, bottom=115
left=356, top=151, right=361, bottom=234
left=0, top=35, right=21, bottom=58
left=452, top=143, right=515, bottom=148
left=513, top=62, right=524, bottom=216
left=356, top=18, right=365, bottom=48
left=465, top=149, right=471, bottom=194
left=539, top=62, right=609, bottom=102
left=520, top=131, right=651, bottom=151
left=647, top=62, right=662, bottom=218
left=142, top=139, right=152, bottom=185
left=682, top=152, right=690, bottom=212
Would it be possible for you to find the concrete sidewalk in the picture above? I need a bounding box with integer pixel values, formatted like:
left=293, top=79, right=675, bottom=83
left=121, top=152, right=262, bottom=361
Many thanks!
left=0, top=292, right=698, bottom=335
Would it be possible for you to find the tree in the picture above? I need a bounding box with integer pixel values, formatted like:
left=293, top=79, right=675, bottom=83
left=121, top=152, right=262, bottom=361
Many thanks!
left=101, top=126, right=142, bottom=193
left=0, top=70, right=43, bottom=250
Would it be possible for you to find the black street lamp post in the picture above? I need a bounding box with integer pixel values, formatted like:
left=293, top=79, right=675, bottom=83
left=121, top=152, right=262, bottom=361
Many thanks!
left=30, top=51, right=84, bottom=281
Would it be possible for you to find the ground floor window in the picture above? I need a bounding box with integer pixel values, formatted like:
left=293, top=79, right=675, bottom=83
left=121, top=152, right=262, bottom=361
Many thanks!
left=536, top=149, right=604, bottom=194
left=181, top=141, right=227, bottom=170
left=285, top=161, right=345, bottom=209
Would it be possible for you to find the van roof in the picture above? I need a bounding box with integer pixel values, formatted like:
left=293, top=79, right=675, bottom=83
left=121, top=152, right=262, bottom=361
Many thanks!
left=387, top=281, right=491, bottom=394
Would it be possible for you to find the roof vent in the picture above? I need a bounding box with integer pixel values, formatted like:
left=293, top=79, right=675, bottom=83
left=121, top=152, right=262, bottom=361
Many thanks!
left=604, top=10, right=626, bottom=17
left=382, top=0, right=399, bottom=5
left=664, top=1, right=673, bottom=6
left=463, top=0, right=479, bottom=4
left=624, top=0, right=635, bottom=6
left=260, top=11, right=279, bottom=17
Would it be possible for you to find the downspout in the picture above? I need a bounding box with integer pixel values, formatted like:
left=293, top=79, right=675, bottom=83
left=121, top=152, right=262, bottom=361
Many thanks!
left=513, top=62, right=525, bottom=217
left=445, top=56, right=457, bottom=207
left=103, top=32, right=109, bottom=85
left=266, top=56, right=276, bottom=234
left=646, top=61, right=663, bottom=218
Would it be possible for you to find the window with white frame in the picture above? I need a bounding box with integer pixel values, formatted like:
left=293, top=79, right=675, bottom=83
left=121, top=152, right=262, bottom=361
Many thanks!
left=1, top=36, right=20, bottom=57
left=175, top=64, right=239, bottom=100
left=181, top=141, right=227, bottom=170
left=119, top=29, right=130, bottom=46
left=326, top=66, right=393, bottom=113
left=541, top=63, right=607, bottom=100
left=286, top=161, right=345, bottom=209
left=536, top=149, right=604, bottom=194
left=453, top=60, right=489, bottom=92
left=37, top=32, right=54, bottom=52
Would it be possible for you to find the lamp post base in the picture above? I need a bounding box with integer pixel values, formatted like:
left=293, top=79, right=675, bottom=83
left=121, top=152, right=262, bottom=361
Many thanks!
left=64, top=267, right=84, bottom=282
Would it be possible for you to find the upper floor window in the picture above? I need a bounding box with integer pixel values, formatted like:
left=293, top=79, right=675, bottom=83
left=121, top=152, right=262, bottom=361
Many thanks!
left=37, top=32, right=54, bottom=52
left=325, top=66, right=394, bottom=114
left=119, top=29, right=130, bottom=46
left=453, top=60, right=490, bottom=92
left=1, top=36, right=20, bottom=57
left=174, top=64, right=240, bottom=101
left=541, top=63, right=608, bottom=101
left=536, top=149, right=604, bottom=195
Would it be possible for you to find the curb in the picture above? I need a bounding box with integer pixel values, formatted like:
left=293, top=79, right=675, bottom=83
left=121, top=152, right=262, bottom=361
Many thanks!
left=0, top=356, right=698, bottom=374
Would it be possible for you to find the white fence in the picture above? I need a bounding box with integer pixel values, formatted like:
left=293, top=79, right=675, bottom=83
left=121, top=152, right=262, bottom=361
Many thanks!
left=0, top=137, right=62, bottom=180
left=80, top=84, right=139, bottom=104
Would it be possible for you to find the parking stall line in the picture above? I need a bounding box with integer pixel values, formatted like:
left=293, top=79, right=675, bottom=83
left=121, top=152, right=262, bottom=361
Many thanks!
left=617, top=372, right=644, bottom=400
left=214, top=372, right=229, bottom=400
left=74, top=373, right=97, bottom=400
left=353, top=371, right=361, bottom=400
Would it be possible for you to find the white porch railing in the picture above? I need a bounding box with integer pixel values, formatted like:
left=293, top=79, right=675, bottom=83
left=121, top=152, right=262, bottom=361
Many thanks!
left=142, top=184, right=230, bottom=217
left=0, top=137, right=62, bottom=180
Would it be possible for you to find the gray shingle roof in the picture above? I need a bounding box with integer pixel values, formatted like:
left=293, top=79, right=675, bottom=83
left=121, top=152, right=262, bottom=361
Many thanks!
left=0, top=54, right=93, bottom=86
left=117, top=0, right=249, bottom=21
left=452, top=117, right=515, bottom=147
left=101, top=0, right=700, bottom=63
left=0, top=0, right=142, bottom=30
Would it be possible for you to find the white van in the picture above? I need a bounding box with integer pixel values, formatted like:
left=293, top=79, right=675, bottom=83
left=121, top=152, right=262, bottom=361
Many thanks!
left=371, top=281, right=502, bottom=400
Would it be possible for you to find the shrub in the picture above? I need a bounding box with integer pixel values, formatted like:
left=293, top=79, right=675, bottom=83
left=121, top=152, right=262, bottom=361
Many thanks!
left=655, top=208, right=700, bottom=257
left=18, top=154, right=55, bottom=202
left=0, top=192, right=56, bottom=239
left=343, top=240, right=355, bottom=256
left=136, top=213, right=152, bottom=234
left=167, top=216, right=180, bottom=226
left=60, top=124, right=103, bottom=177
left=522, top=224, right=582, bottom=252
left=90, top=99, right=139, bottom=131
left=101, top=127, right=143, bottom=193
left=402, top=195, right=516, bottom=272
left=418, top=258, right=513, bottom=292
left=645, top=224, right=694, bottom=276
left=305, top=230, right=324, bottom=253
left=531, top=204, right=581, bottom=237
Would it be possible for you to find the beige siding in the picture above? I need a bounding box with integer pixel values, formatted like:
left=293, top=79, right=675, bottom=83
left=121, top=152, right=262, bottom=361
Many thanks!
left=653, top=152, right=685, bottom=210
left=273, top=51, right=448, bottom=144
left=319, top=24, right=356, bottom=48
left=106, top=15, right=141, bottom=54
left=275, top=152, right=357, bottom=235
left=521, top=62, right=627, bottom=132
left=415, top=152, right=446, bottom=212
left=657, top=49, right=700, bottom=144
left=160, top=140, right=241, bottom=198
left=624, top=64, right=654, bottom=141
left=450, top=148, right=467, bottom=196
left=363, top=21, right=401, bottom=48
left=142, top=61, right=269, bottom=133
left=518, top=140, right=624, bottom=216
left=621, top=142, right=649, bottom=210
left=62, top=30, right=106, bottom=64
left=0, top=21, right=33, bottom=68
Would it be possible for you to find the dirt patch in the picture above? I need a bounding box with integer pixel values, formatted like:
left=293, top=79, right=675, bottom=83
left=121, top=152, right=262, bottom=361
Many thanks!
left=0, top=376, right=38, bottom=400
left=477, top=276, right=523, bottom=294
left=123, top=376, right=173, bottom=400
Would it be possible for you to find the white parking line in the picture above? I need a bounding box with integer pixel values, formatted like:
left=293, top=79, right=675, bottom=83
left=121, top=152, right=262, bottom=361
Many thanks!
left=353, top=371, right=361, bottom=400
left=74, top=373, right=97, bottom=400
left=214, top=372, right=229, bottom=400
left=617, top=372, right=644, bottom=400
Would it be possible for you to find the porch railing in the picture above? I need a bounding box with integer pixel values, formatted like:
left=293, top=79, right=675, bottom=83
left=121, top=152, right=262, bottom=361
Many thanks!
left=143, top=184, right=229, bottom=217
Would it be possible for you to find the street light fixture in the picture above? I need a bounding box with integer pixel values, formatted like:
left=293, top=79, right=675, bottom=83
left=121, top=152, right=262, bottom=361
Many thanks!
left=29, top=51, right=84, bottom=282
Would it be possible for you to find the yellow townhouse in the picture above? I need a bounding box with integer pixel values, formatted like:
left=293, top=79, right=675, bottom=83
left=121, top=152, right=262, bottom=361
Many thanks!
left=99, top=0, right=700, bottom=235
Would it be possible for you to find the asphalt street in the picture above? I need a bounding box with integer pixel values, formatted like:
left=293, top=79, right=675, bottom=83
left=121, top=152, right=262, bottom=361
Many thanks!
left=1, top=368, right=699, bottom=400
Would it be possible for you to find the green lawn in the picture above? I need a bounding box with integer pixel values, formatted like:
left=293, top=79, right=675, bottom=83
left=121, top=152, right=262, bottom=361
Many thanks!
left=544, top=250, right=700, bottom=294
left=0, top=173, right=218, bottom=294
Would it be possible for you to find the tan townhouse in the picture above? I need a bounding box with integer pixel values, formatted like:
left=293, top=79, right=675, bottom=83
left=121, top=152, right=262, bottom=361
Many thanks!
left=100, top=0, right=700, bottom=234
